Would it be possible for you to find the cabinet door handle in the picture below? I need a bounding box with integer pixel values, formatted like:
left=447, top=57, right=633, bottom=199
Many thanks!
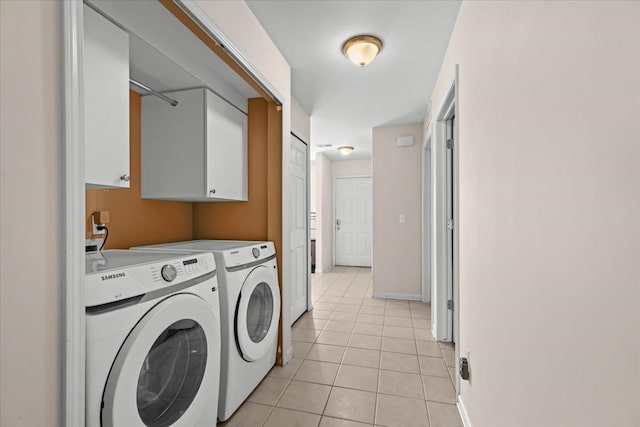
left=209, top=189, right=216, bottom=195
left=120, top=174, right=130, bottom=182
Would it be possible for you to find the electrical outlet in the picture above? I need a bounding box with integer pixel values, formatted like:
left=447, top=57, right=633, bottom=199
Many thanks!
left=399, top=214, right=406, bottom=224
left=85, top=238, right=103, bottom=252
left=91, top=214, right=106, bottom=235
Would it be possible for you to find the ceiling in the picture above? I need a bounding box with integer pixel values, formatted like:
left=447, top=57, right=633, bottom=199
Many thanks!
left=246, top=0, right=461, bottom=160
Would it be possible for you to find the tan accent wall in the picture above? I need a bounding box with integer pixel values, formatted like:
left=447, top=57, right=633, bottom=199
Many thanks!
left=193, top=98, right=284, bottom=363
left=192, top=98, right=269, bottom=240
left=85, top=91, right=193, bottom=249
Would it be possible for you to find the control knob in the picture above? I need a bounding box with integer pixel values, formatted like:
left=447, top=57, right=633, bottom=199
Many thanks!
left=161, top=264, right=178, bottom=282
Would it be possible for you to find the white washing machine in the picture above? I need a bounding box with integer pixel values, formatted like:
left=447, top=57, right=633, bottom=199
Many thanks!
left=132, top=240, right=280, bottom=421
left=85, top=250, right=221, bottom=427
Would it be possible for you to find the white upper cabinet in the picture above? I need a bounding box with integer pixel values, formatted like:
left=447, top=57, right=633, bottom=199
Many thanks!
left=83, top=5, right=130, bottom=189
left=141, top=88, right=248, bottom=202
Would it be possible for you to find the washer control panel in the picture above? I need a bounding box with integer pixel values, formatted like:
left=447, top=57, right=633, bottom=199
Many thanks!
left=160, top=264, right=178, bottom=282
left=85, top=251, right=216, bottom=309
left=150, top=254, right=214, bottom=285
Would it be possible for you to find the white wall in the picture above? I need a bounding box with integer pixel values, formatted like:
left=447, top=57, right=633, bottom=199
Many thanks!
left=0, top=1, right=62, bottom=425
left=291, top=97, right=310, bottom=143
left=315, top=153, right=333, bottom=272
left=429, top=2, right=640, bottom=426
left=310, top=160, right=317, bottom=213
left=372, top=125, right=423, bottom=299
left=194, top=0, right=289, bottom=102
left=332, top=159, right=372, bottom=177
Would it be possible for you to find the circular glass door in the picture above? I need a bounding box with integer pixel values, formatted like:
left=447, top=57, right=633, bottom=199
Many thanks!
left=102, top=294, right=220, bottom=427
left=236, top=266, right=280, bottom=362
left=137, top=319, right=207, bottom=426
left=246, top=283, right=274, bottom=344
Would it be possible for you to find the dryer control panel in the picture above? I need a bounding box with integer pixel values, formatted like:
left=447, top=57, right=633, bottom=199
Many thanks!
left=223, top=241, right=276, bottom=269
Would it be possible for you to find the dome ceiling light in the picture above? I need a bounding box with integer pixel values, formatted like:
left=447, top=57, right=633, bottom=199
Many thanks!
left=337, top=146, right=354, bottom=156
left=342, top=35, right=383, bottom=67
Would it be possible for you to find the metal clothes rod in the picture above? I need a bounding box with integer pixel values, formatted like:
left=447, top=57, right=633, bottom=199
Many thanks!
left=129, top=78, right=179, bottom=107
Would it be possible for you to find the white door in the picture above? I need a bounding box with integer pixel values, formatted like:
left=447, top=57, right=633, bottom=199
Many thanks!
left=290, top=134, right=309, bottom=322
left=334, top=177, right=372, bottom=267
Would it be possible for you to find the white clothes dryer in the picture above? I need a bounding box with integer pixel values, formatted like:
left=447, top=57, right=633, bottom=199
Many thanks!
left=132, top=240, right=280, bottom=421
left=85, top=250, right=221, bottom=427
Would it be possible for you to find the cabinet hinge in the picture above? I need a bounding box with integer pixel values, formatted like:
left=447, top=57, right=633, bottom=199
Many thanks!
left=447, top=219, right=454, bottom=231
left=446, top=138, right=454, bottom=149
left=447, top=300, right=454, bottom=310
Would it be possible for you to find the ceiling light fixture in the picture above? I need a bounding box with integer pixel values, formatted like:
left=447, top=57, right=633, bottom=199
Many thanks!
left=337, top=146, right=354, bottom=156
left=342, top=35, right=383, bottom=67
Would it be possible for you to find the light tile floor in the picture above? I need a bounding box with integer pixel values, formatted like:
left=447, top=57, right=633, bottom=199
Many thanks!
left=220, top=267, right=463, bottom=427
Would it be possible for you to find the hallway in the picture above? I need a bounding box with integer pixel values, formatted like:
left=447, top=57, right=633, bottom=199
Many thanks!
left=222, top=267, right=463, bottom=426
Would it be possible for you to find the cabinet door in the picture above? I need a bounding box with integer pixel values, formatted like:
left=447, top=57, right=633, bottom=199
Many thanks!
left=205, top=91, right=247, bottom=200
left=84, top=5, right=130, bottom=188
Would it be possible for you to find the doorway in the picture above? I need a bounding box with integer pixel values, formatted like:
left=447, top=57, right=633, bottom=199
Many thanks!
left=291, top=133, right=310, bottom=323
left=334, top=176, right=372, bottom=267
left=431, top=71, right=460, bottom=393
left=445, top=114, right=457, bottom=346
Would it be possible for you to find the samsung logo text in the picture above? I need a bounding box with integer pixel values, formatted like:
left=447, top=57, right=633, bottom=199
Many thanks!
left=101, top=272, right=126, bottom=281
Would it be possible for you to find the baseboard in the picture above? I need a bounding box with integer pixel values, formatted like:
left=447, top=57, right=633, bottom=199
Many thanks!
left=372, top=292, right=422, bottom=301
left=457, top=395, right=472, bottom=427
left=284, top=346, right=294, bottom=365
left=316, top=265, right=334, bottom=274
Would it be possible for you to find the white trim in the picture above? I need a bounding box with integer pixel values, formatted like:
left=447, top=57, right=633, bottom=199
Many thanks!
left=452, top=65, right=461, bottom=394
left=372, top=292, right=422, bottom=301
left=62, top=2, right=86, bottom=426
left=174, top=0, right=284, bottom=105
left=284, top=346, right=294, bottom=365
left=457, top=395, right=473, bottom=427
left=421, top=125, right=433, bottom=303
left=432, top=76, right=456, bottom=342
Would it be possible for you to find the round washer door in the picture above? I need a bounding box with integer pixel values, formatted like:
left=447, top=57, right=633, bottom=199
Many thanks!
left=102, top=293, right=220, bottom=427
left=235, top=265, right=280, bottom=362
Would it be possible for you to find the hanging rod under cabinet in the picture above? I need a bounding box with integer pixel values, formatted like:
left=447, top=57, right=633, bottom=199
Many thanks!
left=129, top=78, right=179, bottom=107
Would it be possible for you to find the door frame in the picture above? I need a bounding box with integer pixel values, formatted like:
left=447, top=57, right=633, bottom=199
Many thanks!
left=431, top=67, right=460, bottom=390
left=332, top=175, right=373, bottom=267
left=61, top=2, right=287, bottom=425
left=62, top=2, right=86, bottom=426
left=422, top=125, right=433, bottom=303
left=290, top=132, right=311, bottom=321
